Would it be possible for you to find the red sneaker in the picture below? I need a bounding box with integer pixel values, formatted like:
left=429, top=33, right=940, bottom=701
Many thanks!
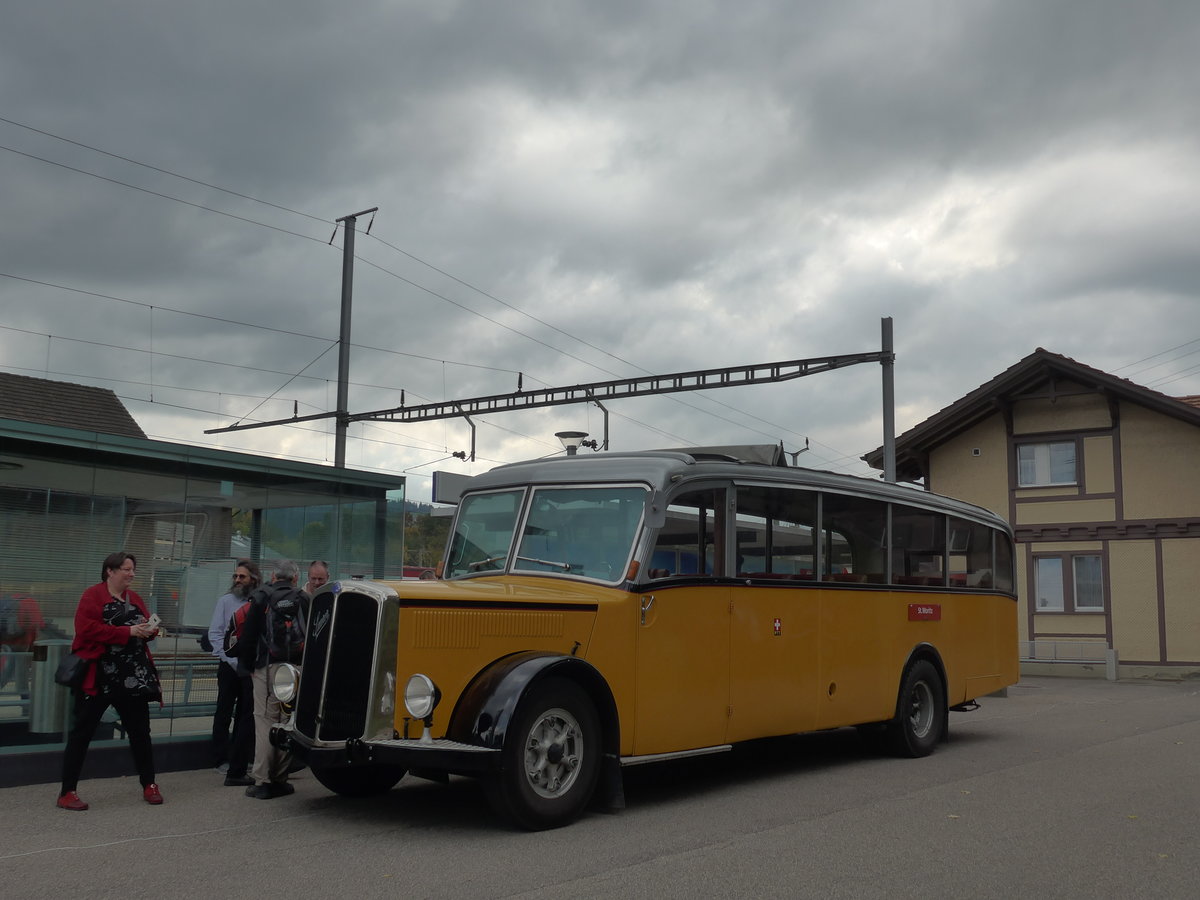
left=143, top=783, right=164, bottom=805
left=57, top=791, right=88, bottom=811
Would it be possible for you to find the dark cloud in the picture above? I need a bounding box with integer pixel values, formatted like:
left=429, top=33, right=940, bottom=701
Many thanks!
left=3, top=1, right=1200, bottom=497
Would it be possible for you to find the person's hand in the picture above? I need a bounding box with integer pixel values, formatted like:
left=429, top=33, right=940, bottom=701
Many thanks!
left=130, top=622, right=156, bottom=639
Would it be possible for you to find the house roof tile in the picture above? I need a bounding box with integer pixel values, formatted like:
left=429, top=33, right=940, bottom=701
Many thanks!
left=864, top=349, right=1200, bottom=479
left=0, top=372, right=146, bottom=439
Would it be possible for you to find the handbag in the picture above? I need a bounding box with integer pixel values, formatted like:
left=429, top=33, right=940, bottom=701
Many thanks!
left=54, top=651, right=89, bottom=689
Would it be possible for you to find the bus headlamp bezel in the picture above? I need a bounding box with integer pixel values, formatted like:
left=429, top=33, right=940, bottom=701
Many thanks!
left=403, top=673, right=441, bottom=720
left=272, top=663, right=301, bottom=704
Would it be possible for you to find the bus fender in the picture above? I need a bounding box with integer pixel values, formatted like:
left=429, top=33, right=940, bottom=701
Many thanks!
left=446, top=650, right=625, bottom=810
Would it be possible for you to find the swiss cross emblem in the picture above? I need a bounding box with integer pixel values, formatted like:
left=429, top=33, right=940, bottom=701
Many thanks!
left=773, top=617, right=782, bottom=636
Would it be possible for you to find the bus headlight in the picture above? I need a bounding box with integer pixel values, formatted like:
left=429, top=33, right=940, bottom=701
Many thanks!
left=404, top=673, right=441, bottom=720
left=272, top=663, right=300, bottom=704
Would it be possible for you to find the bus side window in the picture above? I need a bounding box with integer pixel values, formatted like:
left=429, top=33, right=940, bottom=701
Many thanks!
left=821, top=492, right=886, bottom=582
left=649, top=489, right=724, bottom=578
left=735, top=484, right=817, bottom=579
left=890, top=504, right=947, bottom=586
left=948, top=516, right=994, bottom=588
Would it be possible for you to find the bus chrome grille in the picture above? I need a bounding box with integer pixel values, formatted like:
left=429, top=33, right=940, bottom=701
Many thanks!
left=295, top=587, right=391, bottom=743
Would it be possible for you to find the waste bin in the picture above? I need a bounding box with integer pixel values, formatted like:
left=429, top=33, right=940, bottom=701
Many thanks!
left=30, top=638, right=74, bottom=734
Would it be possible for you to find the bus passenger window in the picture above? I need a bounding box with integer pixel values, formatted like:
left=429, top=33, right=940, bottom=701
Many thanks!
left=948, top=517, right=993, bottom=588
left=734, top=484, right=817, bottom=579
left=649, top=489, right=725, bottom=578
left=891, top=505, right=947, bottom=586
left=821, top=493, right=886, bottom=582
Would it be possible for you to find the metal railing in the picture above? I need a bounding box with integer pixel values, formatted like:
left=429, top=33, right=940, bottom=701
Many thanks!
left=153, top=656, right=221, bottom=716
left=0, top=654, right=222, bottom=725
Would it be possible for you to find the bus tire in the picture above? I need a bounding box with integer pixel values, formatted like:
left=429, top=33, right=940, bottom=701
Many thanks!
left=312, top=763, right=406, bottom=798
left=885, top=659, right=945, bottom=758
left=486, top=677, right=601, bottom=830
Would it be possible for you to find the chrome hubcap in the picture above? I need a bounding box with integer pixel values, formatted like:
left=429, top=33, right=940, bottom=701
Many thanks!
left=523, top=707, right=584, bottom=798
left=908, top=680, right=935, bottom=738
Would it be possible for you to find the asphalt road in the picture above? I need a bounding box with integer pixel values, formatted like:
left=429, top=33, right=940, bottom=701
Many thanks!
left=2, top=675, right=1198, bottom=900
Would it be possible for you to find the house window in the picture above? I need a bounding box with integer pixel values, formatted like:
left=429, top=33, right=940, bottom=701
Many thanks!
left=1017, top=441, right=1076, bottom=486
left=1035, top=557, right=1064, bottom=611
left=1034, top=553, right=1103, bottom=612
left=1073, top=555, right=1104, bottom=610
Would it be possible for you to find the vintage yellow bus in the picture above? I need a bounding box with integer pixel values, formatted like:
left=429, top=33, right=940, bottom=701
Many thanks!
left=272, top=446, right=1017, bottom=829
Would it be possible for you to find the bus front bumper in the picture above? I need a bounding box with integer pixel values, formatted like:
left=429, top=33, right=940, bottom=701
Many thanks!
left=271, top=722, right=502, bottom=774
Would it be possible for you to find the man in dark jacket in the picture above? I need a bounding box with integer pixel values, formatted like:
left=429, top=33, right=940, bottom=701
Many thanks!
left=239, top=560, right=307, bottom=799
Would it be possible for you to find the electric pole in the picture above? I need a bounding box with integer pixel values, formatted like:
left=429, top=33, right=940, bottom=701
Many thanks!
left=334, top=207, right=377, bottom=468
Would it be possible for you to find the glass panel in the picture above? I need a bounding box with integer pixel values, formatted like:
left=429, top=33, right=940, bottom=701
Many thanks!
left=1018, top=441, right=1076, bottom=486
left=890, top=504, right=947, bottom=586
left=822, top=493, right=886, bottom=584
left=1073, top=555, right=1103, bottom=610
left=0, top=438, right=402, bottom=761
left=734, top=485, right=817, bottom=579
left=1035, top=557, right=1064, bottom=611
left=1049, top=442, right=1077, bottom=484
left=444, top=489, right=524, bottom=578
left=512, top=486, right=647, bottom=583
left=1017, top=445, right=1037, bottom=486
left=994, top=531, right=1014, bottom=593
left=649, top=489, right=723, bottom=578
left=948, top=517, right=994, bottom=588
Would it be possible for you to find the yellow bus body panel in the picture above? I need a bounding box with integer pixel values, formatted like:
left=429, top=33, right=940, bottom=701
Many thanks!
left=380, top=576, right=1017, bottom=755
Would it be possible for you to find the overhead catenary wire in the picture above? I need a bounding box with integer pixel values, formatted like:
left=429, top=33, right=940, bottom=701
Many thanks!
left=0, top=117, right=885, bottom=469
left=1, top=114, right=817, bottom=437
left=0, top=117, right=819, bottom=447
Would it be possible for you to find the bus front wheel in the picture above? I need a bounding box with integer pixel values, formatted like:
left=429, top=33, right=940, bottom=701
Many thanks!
left=885, top=660, right=945, bottom=758
left=486, top=677, right=601, bottom=830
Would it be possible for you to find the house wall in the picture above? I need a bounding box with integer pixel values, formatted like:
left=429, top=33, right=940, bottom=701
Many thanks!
left=919, top=382, right=1200, bottom=678
left=1120, top=405, right=1200, bottom=518
left=1163, top=539, right=1200, bottom=662
left=1012, top=390, right=1111, bottom=433
left=928, top=417, right=1009, bottom=518
left=1107, top=540, right=1161, bottom=663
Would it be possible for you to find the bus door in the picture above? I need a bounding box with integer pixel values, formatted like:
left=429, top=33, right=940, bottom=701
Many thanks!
left=727, top=583, right=820, bottom=741
left=727, top=484, right=821, bottom=741
left=634, top=487, right=731, bottom=755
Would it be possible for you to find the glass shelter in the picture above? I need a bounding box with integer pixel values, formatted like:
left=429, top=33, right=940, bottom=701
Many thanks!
left=0, top=417, right=405, bottom=785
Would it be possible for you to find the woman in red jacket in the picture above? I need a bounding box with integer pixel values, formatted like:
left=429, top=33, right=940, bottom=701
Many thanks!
left=57, top=551, right=164, bottom=811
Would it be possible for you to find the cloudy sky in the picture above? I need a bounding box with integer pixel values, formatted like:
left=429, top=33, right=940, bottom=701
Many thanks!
left=3, top=1, right=1199, bottom=501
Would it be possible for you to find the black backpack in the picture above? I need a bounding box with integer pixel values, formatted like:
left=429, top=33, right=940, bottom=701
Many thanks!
left=222, top=601, right=251, bottom=658
left=264, top=584, right=306, bottom=662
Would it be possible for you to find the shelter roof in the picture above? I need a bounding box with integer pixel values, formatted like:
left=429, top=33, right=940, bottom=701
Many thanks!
left=0, top=372, right=146, bottom=439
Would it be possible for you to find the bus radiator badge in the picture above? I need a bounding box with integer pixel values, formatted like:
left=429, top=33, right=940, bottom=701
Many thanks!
left=773, top=617, right=782, bottom=636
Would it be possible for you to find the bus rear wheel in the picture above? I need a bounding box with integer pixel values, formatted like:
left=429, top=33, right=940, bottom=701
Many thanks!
left=312, top=763, right=406, bottom=797
left=486, top=677, right=600, bottom=830
left=885, top=660, right=945, bottom=758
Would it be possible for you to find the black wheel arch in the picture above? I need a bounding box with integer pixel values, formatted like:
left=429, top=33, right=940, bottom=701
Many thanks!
left=446, top=651, right=624, bottom=809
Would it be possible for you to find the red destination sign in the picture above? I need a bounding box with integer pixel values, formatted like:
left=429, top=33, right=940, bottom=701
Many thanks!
left=908, top=603, right=941, bottom=621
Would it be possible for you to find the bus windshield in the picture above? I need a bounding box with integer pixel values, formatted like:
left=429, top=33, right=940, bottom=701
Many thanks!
left=444, top=489, right=525, bottom=577
left=445, top=485, right=648, bottom=582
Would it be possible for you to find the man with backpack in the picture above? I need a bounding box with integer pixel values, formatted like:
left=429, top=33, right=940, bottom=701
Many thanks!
left=206, top=559, right=260, bottom=786
left=238, top=560, right=308, bottom=800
